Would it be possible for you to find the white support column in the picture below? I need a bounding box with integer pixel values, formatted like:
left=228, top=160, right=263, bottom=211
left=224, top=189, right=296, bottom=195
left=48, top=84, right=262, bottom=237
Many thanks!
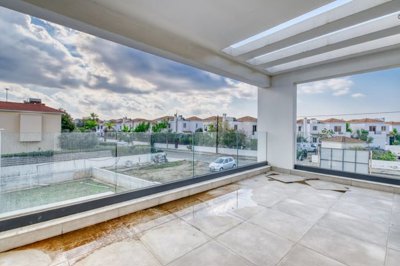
left=257, top=76, right=297, bottom=169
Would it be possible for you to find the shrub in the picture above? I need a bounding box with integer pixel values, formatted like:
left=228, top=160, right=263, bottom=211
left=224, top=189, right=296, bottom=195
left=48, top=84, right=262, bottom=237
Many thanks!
left=2, top=150, right=54, bottom=158
left=58, top=132, right=99, bottom=150
left=372, top=150, right=397, bottom=161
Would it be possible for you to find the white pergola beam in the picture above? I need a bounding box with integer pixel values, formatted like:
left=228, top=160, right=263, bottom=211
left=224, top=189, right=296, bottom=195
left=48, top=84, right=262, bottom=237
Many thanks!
left=249, top=11, right=400, bottom=66
left=239, top=0, right=400, bottom=62
left=266, top=34, right=400, bottom=74
left=279, top=46, right=400, bottom=84
left=224, top=0, right=391, bottom=57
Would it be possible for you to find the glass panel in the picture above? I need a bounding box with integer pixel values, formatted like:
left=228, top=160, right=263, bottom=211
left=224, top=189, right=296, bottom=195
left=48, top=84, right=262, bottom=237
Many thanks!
left=237, top=131, right=258, bottom=168
left=356, top=150, right=370, bottom=164
left=343, top=162, right=356, bottom=173
left=344, top=149, right=356, bottom=162
left=297, top=69, right=400, bottom=182
left=0, top=130, right=266, bottom=219
left=332, top=149, right=343, bottom=161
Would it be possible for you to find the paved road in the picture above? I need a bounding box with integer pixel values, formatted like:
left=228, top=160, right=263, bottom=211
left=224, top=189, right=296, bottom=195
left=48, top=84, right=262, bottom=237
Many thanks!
left=162, top=149, right=258, bottom=167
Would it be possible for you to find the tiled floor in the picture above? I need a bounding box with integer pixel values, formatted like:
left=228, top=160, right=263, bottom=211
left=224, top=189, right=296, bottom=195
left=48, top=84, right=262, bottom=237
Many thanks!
left=0, top=173, right=399, bottom=266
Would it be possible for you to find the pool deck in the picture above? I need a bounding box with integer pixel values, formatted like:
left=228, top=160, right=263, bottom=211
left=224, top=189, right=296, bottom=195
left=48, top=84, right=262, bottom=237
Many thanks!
left=0, top=173, right=399, bottom=266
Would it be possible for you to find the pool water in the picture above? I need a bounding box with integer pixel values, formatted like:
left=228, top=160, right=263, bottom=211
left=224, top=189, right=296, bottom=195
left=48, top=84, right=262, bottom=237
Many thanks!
left=0, top=179, right=119, bottom=215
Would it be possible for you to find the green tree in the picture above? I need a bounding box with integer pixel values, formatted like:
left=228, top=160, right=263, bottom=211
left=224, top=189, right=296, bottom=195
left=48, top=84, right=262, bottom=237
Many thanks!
left=319, top=128, right=334, bottom=139
left=389, top=128, right=400, bottom=145
left=152, top=120, right=168, bottom=133
left=90, top=112, right=99, bottom=122
left=60, top=109, right=75, bottom=132
left=297, top=134, right=307, bottom=143
left=104, top=121, right=115, bottom=132
left=121, top=124, right=131, bottom=132
left=134, top=122, right=150, bottom=132
left=84, top=119, right=98, bottom=131
left=345, top=122, right=352, bottom=133
left=354, top=129, right=373, bottom=144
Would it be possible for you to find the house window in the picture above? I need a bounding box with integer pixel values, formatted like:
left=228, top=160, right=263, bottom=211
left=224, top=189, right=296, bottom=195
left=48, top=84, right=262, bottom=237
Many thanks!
left=183, top=123, right=186, bottom=128
left=312, top=137, right=318, bottom=143
left=334, top=126, right=341, bottom=133
left=369, top=126, right=376, bottom=132
left=195, top=123, right=198, bottom=128
left=234, top=125, right=238, bottom=130
left=381, top=126, right=386, bottom=132
left=252, top=125, right=257, bottom=135
left=312, top=126, right=317, bottom=131
left=298, top=126, right=302, bottom=132
left=20, top=114, right=42, bottom=142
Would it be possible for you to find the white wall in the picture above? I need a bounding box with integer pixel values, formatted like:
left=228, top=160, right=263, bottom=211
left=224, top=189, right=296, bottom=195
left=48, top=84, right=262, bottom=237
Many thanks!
left=258, top=76, right=296, bottom=168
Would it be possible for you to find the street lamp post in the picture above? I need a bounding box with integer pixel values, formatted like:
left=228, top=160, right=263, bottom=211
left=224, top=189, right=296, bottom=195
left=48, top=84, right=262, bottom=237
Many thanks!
left=5, top=88, right=9, bottom=102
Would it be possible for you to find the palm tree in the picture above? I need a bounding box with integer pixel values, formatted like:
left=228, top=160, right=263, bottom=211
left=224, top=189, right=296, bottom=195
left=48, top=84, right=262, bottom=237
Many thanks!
left=104, top=121, right=115, bottom=131
left=90, top=113, right=99, bottom=122
left=121, top=124, right=131, bottom=132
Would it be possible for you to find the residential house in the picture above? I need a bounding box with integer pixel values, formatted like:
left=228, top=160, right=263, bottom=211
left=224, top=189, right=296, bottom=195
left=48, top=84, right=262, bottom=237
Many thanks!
left=386, top=121, right=400, bottom=133
left=347, top=118, right=386, bottom=148
left=202, top=116, right=222, bottom=132
left=235, top=116, right=257, bottom=137
left=0, top=99, right=63, bottom=154
left=153, top=116, right=174, bottom=131
left=170, top=115, right=203, bottom=133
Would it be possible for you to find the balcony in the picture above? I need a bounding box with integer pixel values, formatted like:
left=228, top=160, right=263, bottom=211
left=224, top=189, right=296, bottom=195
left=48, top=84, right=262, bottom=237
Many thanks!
left=0, top=0, right=400, bottom=264
left=0, top=172, right=399, bottom=265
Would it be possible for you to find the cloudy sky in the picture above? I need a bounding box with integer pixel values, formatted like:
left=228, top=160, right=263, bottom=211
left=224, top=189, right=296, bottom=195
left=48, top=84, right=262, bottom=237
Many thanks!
left=297, top=68, right=400, bottom=121
left=0, top=6, right=399, bottom=121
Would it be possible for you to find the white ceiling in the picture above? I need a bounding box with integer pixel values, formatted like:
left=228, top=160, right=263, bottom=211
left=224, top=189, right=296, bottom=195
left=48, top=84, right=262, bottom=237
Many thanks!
left=0, top=0, right=399, bottom=87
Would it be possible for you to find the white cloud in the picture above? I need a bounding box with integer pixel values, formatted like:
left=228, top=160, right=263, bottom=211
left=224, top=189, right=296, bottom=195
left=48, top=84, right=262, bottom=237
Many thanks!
left=298, top=77, right=353, bottom=96
left=0, top=7, right=257, bottom=120
left=351, top=93, right=365, bottom=98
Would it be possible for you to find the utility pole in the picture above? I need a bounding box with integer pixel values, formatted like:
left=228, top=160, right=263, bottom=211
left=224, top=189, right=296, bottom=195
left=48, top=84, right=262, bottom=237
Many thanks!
left=5, top=88, right=9, bottom=102
left=216, top=115, right=219, bottom=154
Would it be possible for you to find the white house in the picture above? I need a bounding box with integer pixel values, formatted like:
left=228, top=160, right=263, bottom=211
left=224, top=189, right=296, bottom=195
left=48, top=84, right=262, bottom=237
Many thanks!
left=347, top=118, right=386, bottom=148
left=386, top=121, right=400, bottom=133
left=234, top=116, right=257, bottom=137
left=0, top=99, right=63, bottom=154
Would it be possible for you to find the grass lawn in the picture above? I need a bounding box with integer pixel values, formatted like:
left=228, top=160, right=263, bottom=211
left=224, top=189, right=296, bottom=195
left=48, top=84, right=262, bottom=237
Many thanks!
left=0, top=179, right=117, bottom=214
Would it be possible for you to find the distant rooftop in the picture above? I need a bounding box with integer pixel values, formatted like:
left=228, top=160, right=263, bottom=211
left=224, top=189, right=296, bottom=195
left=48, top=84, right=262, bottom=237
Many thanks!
left=237, top=116, right=257, bottom=122
left=0, top=100, right=63, bottom=114
left=347, top=118, right=385, bottom=124
left=186, top=116, right=203, bottom=121
left=386, top=121, right=400, bottom=126
left=320, top=118, right=346, bottom=123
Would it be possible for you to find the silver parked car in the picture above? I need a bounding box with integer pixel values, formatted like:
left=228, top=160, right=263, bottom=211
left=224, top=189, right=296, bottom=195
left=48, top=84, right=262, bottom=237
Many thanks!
left=209, top=156, right=237, bottom=172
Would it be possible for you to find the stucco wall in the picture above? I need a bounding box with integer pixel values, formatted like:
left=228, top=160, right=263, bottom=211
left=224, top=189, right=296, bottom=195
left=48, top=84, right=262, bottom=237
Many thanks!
left=0, top=111, right=61, bottom=154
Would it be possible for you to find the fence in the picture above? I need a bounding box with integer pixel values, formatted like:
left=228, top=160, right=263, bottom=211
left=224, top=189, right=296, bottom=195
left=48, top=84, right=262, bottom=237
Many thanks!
left=320, top=147, right=370, bottom=174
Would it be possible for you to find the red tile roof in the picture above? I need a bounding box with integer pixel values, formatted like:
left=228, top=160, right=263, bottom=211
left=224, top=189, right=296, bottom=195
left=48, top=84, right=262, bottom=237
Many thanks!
left=320, top=118, right=345, bottom=123
left=0, top=101, right=63, bottom=114
left=203, top=116, right=222, bottom=122
left=237, top=116, right=257, bottom=122
left=152, top=115, right=174, bottom=122
left=186, top=116, right=203, bottom=121
left=386, top=121, right=400, bottom=125
left=132, top=118, right=150, bottom=123
left=347, top=118, right=384, bottom=123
